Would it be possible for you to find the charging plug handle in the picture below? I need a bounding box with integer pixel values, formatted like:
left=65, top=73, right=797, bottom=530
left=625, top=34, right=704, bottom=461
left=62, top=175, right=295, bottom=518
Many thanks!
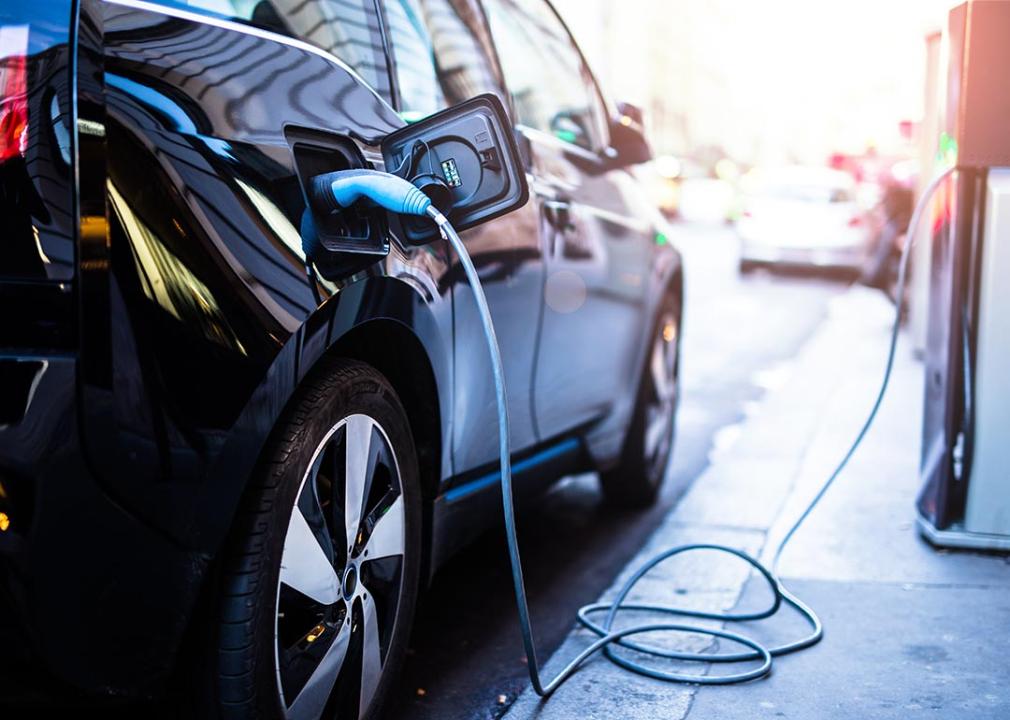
left=310, top=169, right=432, bottom=217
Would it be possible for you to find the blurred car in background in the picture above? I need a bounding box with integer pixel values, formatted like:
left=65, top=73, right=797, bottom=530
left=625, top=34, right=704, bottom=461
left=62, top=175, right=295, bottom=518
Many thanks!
left=736, top=166, right=868, bottom=274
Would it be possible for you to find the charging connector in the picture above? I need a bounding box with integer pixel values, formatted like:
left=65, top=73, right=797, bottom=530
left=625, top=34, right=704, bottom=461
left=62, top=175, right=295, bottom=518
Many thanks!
left=310, top=169, right=432, bottom=217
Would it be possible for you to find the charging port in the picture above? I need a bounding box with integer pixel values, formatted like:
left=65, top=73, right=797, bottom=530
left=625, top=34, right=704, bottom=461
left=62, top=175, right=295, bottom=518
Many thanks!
left=285, top=128, right=388, bottom=279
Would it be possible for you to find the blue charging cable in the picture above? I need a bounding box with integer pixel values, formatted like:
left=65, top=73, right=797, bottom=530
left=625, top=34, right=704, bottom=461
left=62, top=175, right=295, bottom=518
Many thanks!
left=316, top=165, right=954, bottom=693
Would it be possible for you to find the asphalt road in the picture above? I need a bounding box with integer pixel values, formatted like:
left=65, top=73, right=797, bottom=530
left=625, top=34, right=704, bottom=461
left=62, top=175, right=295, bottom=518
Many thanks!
left=387, top=222, right=849, bottom=720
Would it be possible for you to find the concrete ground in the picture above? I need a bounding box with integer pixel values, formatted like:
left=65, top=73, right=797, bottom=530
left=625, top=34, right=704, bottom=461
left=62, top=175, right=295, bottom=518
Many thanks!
left=503, top=285, right=1010, bottom=720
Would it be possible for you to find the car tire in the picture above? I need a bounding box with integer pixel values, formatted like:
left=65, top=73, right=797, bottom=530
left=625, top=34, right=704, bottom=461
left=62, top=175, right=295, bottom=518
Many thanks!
left=601, top=292, right=681, bottom=508
left=207, top=358, right=421, bottom=720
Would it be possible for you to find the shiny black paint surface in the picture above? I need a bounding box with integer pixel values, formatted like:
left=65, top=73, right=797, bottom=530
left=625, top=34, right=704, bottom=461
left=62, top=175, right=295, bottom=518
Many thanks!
left=84, top=0, right=440, bottom=551
left=0, top=1, right=77, bottom=284
left=0, top=2, right=78, bottom=354
left=0, top=0, right=682, bottom=702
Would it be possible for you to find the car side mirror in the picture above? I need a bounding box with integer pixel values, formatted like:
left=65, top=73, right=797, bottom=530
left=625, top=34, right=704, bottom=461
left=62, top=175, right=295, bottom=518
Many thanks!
left=605, top=101, right=653, bottom=169
left=381, top=94, right=529, bottom=245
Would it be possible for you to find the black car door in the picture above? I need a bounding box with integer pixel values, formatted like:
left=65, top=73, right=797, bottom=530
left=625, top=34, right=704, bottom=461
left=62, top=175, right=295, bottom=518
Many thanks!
left=482, top=0, right=653, bottom=454
left=77, top=0, right=438, bottom=544
left=380, top=0, right=544, bottom=478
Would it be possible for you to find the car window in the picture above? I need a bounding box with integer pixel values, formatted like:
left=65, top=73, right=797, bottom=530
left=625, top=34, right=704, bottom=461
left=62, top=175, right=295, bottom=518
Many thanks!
left=155, top=0, right=393, bottom=103
left=382, top=0, right=506, bottom=120
left=482, top=0, right=606, bottom=151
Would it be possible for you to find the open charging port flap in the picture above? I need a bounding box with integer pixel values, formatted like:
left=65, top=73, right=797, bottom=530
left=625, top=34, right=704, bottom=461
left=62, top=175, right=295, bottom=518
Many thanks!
left=381, top=94, right=529, bottom=245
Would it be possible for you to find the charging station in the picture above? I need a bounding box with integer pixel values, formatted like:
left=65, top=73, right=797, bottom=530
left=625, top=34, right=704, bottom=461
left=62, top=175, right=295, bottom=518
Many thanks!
left=916, top=0, right=1010, bottom=550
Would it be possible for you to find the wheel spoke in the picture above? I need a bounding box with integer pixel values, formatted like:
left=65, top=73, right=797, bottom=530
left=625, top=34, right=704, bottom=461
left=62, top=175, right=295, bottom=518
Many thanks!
left=362, top=496, right=405, bottom=561
left=666, top=346, right=678, bottom=401
left=281, top=508, right=341, bottom=605
left=644, top=405, right=666, bottom=460
left=650, top=341, right=672, bottom=402
left=327, top=434, right=347, bottom=559
left=300, top=450, right=336, bottom=566
left=344, top=415, right=375, bottom=553
left=285, top=622, right=351, bottom=720
left=358, top=592, right=383, bottom=720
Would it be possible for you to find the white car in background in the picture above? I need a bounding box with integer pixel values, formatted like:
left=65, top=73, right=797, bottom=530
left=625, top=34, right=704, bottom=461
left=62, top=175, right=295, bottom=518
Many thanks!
left=736, top=166, right=868, bottom=273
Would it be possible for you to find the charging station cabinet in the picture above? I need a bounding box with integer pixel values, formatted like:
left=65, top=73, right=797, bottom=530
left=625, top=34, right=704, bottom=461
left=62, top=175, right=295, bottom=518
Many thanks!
left=916, top=0, right=1010, bottom=550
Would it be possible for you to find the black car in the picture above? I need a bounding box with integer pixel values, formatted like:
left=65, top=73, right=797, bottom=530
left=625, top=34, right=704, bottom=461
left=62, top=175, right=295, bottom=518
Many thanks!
left=0, top=0, right=682, bottom=717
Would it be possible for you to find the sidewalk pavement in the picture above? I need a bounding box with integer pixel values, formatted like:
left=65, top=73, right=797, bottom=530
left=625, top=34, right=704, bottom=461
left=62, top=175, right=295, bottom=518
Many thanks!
left=504, top=286, right=1010, bottom=720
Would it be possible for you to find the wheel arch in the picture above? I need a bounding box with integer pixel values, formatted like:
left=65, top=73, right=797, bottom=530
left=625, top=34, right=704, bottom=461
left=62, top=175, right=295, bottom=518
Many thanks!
left=326, top=317, right=444, bottom=506
left=324, top=315, right=445, bottom=585
left=198, top=274, right=451, bottom=575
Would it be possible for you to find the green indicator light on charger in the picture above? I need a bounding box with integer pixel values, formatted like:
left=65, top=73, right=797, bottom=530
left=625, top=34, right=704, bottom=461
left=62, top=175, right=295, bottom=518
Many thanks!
left=938, top=131, right=958, bottom=164
left=655, top=231, right=668, bottom=246
left=441, top=158, right=462, bottom=187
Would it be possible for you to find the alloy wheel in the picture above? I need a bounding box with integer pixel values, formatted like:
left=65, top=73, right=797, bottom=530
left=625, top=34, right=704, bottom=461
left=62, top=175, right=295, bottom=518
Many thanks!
left=275, top=413, right=406, bottom=720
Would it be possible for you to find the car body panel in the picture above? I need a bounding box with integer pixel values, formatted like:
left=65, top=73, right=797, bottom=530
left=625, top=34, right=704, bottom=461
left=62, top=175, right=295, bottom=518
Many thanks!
left=446, top=179, right=544, bottom=477
left=526, top=127, right=658, bottom=462
left=79, top=0, right=452, bottom=552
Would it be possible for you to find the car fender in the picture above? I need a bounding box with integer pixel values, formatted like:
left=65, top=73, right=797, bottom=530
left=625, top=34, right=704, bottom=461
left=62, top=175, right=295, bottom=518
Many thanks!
left=197, top=273, right=452, bottom=556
